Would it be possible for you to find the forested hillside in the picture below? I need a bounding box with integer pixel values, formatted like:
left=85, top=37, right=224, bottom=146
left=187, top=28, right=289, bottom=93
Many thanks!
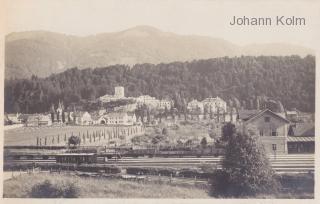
left=4, top=55, right=315, bottom=113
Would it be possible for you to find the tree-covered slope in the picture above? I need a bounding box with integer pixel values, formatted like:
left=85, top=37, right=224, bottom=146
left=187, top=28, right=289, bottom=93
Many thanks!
left=4, top=55, right=315, bottom=113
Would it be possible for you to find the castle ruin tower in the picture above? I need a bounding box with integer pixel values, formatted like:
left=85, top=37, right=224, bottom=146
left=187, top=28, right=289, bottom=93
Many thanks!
left=114, top=86, right=125, bottom=98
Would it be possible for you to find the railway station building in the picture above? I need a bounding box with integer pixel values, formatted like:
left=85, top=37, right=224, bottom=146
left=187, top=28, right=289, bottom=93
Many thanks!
left=242, top=109, right=290, bottom=154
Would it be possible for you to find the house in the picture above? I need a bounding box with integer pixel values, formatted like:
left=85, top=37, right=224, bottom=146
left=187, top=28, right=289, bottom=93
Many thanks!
left=242, top=109, right=290, bottom=154
left=202, top=97, right=227, bottom=113
left=136, top=95, right=159, bottom=108
left=74, top=112, right=93, bottom=126
left=17, top=114, right=29, bottom=124
left=136, top=95, right=172, bottom=110
left=26, top=115, right=42, bottom=127
left=26, top=114, right=52, bottom=127
left=7, top=113, right=22, bottom=124
left=187, top=100, right=204, bottom=113
left=286, top=110, right=299, bottom=122
left=158, top=99, right=172, bottom=110
left=287, top=122, right=315, bottom=153
left=98, top=112, right=137, bottom=126
left=224, top=111, right=238, bottom=123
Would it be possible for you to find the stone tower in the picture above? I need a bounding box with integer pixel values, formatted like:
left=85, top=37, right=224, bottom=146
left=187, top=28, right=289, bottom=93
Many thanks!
left=114, top=86, right=125, bottom=98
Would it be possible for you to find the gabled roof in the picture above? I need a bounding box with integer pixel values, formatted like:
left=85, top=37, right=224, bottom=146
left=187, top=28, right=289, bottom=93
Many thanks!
left=244, top=109, right=290, bottom=124
left=238, top=109, right=260, bottom=121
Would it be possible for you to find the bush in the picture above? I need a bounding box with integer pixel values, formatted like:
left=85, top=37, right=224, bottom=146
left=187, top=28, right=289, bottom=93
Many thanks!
left=30, top=179, right=80, bottom=198
left=210, top=123, right=279, bottom=197
left=30, top=180, right=62, bottom=198
left=62, top=182, right=80, bottom=198
left=162, top=128, right=169, bottom=135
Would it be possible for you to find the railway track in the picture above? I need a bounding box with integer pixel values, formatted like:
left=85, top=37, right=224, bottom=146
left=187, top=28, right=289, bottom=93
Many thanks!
left=6, top=154, right=314, bottom=174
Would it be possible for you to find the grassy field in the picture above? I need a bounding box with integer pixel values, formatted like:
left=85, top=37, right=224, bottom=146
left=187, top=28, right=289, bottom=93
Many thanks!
left=4, top=125, right=143, bottom=146
left=3, top=172, right=314, bottom=198
left=3, top=173, right=210, bottom=198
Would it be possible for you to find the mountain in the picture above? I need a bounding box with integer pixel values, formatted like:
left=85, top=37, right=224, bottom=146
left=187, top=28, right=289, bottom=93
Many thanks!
left=5, top=25, right=314, bottom=79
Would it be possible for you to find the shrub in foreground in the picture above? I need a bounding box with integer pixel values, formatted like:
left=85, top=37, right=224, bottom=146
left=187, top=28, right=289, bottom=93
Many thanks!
left=30, top=179, right=80, bottom=198
left=210, top=123, right=279, bottom=197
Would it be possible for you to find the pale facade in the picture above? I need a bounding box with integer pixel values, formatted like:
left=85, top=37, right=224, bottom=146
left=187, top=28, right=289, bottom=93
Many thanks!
left=98, top=112, right=137, bottom=125
left=136, top=95, right=158, bottom=107
left=202, top=97, right=227, bottom=113
left=244, top=109, right=290, bottom=154
left=115, top=86, right=125, bottom=98
left=187, top=100, right=204, bottom=113
left=74, top=112, right=93, bottom=125
left=26, top=114, right=52, bottom=127
left=7, top=113, right=22, bottom=124
left=136, top=95, right=172, bottom=109
left=158, top=100, right=172, bottom=109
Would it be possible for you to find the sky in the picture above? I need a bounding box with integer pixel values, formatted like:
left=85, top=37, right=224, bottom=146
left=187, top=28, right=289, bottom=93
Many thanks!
left=4, top=0, right=320, bottom=48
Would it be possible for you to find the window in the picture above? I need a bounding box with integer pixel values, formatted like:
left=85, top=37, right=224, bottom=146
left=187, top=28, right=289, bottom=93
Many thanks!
left=264, top=117, right=270, bottom=122
left=272, top=144, right=277, bottom=151
left=271, top=129, right=277, bottom=136
left=259, top=130, right=264, bottom=136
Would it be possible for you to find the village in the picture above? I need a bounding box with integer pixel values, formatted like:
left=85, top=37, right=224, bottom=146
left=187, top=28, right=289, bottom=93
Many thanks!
left=4, top=86, right=315, bottom=155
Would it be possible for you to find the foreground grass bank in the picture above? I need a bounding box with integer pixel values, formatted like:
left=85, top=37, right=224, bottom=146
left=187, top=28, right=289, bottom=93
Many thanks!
left=3, top=173, right=210, bottom=198
left=3, top=172, right=314, bottom=198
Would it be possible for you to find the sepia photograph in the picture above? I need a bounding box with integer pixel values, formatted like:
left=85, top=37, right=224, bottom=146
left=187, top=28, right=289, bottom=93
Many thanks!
left=1, top=0, right=318, bottom=200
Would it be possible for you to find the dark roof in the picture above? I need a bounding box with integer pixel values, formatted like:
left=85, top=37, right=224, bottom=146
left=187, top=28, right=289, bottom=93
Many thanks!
left=238, top=110, right=260, bottom=121
left=244, top=109, right=290, bottom=123
left=290, top=123, right=315, bottom=137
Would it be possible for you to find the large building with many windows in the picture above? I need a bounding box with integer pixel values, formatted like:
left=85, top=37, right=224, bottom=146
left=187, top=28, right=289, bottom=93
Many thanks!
left=202, top=97, right=227, bottom=113
left=95, top=112, right=136, bottom=125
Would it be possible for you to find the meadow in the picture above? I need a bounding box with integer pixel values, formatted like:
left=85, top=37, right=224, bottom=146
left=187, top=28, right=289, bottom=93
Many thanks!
left=4, top=125, right=143, bottom=146
left=3, top=172, right=210, bottom=198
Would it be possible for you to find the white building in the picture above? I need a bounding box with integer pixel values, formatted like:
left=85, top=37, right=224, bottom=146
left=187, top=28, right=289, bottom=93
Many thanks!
left=136, top=95, right=172, bottom=109
left=74, top=112, right=93, bottom=126
left=97, top=112, right=137, bottom=126
left=187, top=100, right=204, bottom=113
left=7, top=113, right=22, bottom=124
left=99, top=87, right=173, bottom=110
left=202, top=97, right=227, bottom=113
left=158, top=99, right=172, bottom=109
left=136, top=95, right=158, bottom=107
left=26, top=114, right=52, bottom=127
